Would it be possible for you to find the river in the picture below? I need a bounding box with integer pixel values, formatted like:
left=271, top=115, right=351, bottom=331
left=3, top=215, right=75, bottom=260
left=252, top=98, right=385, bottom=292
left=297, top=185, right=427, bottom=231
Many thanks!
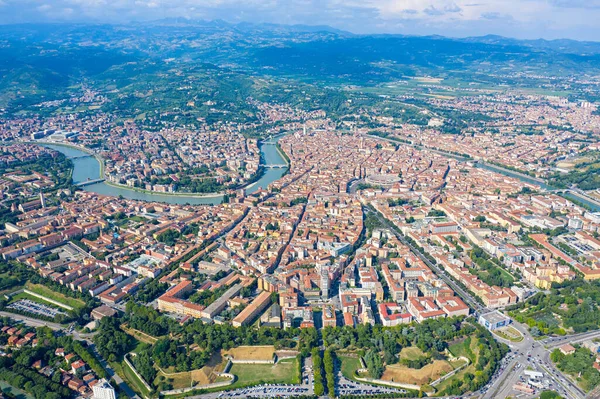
left=473, top=162, right=600, bottom=211
left=43, top=138, right=287, bottom=205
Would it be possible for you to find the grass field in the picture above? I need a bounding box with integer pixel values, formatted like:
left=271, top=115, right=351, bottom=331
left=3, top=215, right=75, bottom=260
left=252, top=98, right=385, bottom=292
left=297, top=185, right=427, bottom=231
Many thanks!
left=398, top=347, right=427, bottom=361
left=25, top=283, right=85, bottom=310
left=448, top=338, right=476, bottom=363
left=228, top=359, right=298, bottom=390
left=155, top=369, right=195, bottom=390
left=494, top=326, right=524, bottom=342
left=339, top=355, right=362, bottom=380
left=437, top=338, right=481, bottom=393
left=223, top=346, right=275, bottom=362
left=377, top=346, right=460, bottom=386
left=114, top=359, right=153, bottom=398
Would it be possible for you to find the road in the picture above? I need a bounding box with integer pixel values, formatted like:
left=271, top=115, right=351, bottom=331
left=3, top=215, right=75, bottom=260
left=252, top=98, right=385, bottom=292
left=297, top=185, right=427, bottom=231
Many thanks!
left=483, top=321, right=586, bottom=399
left=0, top=311, right=65, bottom=330
left=0, top=310, right=98, bottom=340
left=543, top=329, right=600, bottom=349
left=89, top=342, right=141, bottom=399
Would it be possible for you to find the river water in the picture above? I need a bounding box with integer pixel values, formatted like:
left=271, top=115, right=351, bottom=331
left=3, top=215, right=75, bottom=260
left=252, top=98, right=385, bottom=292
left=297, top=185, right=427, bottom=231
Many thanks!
left=43, top=139, right=287, bottom=205
left=474, top=162, right=599, bottom=211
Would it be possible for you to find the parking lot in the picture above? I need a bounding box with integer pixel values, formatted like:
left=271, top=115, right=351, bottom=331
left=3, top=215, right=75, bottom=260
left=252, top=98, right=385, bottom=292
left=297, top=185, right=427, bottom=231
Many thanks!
left=7, top=299, right=66, bottom=318
left=337, top=381, right=406, bottom=397
left=217, top=384, right=310, bottom=398
left=336, top=371, right=406, bottom=397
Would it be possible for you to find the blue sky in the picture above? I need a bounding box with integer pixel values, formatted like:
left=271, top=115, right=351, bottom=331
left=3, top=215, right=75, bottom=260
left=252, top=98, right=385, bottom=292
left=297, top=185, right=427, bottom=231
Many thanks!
left=1, top=0, right=600, bottom=41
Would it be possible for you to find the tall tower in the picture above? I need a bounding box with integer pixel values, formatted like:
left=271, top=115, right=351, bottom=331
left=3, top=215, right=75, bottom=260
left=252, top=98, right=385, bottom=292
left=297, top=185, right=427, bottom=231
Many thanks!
left=320, top=267, right=330, bottom=299
left=303, top=123, right=307, bottom=135
left=39, top=191, right=46, bottom=208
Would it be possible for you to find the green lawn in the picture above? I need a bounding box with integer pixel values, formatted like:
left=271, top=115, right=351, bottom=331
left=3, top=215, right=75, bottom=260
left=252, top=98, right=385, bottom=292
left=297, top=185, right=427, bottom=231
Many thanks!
left=493, top=327, right=524, bottom=343
left=115, top=359, right=153, bottom=398
left=448, top=338, right=476, bottom=363
left=399, top=346, right=427, bottom=361
left=339, top=355, right=362, bottom=380
left=228, top=360, right=298, bottom=389
left=437, top=338, right=480, bottom=394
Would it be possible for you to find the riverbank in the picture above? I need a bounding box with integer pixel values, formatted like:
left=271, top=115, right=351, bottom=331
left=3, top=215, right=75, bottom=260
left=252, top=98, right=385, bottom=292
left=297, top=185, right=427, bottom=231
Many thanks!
left=102, top=180, right=227, bottom=199
left=28, top=140, right=106, bottom=178
left=28, top=135, right=289, bottom=205
left=37, top=141, right=229, bottom=199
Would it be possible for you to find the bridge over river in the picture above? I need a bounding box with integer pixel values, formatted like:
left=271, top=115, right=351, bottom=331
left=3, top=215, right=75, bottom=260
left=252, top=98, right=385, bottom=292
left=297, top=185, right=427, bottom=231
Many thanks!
left=74, top=178, right=106, bottom=187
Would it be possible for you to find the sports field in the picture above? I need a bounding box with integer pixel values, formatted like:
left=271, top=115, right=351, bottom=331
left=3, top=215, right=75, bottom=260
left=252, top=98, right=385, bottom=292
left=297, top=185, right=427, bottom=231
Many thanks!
left=228, top=359, right=298, bottom=389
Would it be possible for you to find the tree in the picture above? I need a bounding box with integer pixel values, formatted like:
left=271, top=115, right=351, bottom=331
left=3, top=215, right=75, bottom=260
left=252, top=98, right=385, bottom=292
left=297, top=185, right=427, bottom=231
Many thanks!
left=540, top=390, right=564, bottom=399
left=324, top=349, right=336, bottom=398
left=312, top=348, right=325, bottom=396
left=550, top=349, right=564, bottom=363
left=365, top=349, right=384, bottom=379
left=94, top=317, right=133, bottom=360
left=530, top=326, right=541, bottom=337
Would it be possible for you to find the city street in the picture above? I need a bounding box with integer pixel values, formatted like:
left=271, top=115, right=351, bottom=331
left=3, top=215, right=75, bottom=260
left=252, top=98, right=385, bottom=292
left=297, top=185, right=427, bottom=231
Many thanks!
left=483, top=321, right=585, bottom=399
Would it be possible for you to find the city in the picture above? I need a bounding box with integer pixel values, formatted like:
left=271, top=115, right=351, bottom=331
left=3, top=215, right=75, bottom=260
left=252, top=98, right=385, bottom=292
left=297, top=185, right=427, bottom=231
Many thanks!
left=1, top=5, right=600, bottom=399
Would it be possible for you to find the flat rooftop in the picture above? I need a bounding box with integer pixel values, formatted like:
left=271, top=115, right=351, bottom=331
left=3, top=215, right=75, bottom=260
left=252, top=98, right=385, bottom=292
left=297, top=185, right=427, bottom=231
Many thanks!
left=480, top=310, right=510, bottom=324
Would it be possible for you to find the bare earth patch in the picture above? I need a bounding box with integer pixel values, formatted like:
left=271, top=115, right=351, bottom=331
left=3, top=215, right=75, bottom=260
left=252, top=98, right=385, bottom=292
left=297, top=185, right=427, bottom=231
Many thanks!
left=382, top=360, right=453, bottom=386
left=155, top=351, right=225, bottom=389
left=223, top=345, right=275, bottom=362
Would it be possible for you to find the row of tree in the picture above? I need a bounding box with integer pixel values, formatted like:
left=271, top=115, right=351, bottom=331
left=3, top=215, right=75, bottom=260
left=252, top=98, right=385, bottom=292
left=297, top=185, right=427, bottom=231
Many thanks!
left=324, top=349, right=336, bottom=398
left=312, top=348, right=325, bottom=396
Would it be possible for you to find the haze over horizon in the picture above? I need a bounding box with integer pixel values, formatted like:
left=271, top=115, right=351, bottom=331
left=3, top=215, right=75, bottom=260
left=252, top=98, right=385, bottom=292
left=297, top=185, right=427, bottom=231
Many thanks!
left=1, top=0, right=600, bottom=42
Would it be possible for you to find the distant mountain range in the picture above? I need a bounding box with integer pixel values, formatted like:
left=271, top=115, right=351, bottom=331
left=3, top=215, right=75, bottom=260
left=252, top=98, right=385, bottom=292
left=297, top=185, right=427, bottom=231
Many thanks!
left=1, top=20, right=600, bottom=111
left=140, top=19, right=600, bottom=55
left=461, top=34, right=600, bottom=55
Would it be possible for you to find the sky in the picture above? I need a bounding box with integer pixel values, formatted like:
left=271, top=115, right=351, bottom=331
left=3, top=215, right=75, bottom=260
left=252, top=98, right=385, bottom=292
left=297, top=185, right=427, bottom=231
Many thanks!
left=1, top=0, right=600, bottom=41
